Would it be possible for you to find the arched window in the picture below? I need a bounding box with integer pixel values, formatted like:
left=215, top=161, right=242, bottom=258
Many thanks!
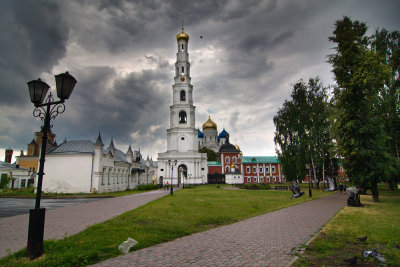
left=181, top=66, right=184, bottom=74
left=225, top=156, right=230, bottom=164
left=232, top=157, right=237, bottom=164
left=226, top=166, right=230, bottom=172
left=179, top=111, right=187, bottom=123
left=182, top=44, right=184, bottom=50
left=180, top=90, right=186, bottom=101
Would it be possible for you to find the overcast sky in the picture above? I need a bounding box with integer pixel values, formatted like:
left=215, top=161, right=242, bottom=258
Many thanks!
left=1, top=0, right=399, bottom=162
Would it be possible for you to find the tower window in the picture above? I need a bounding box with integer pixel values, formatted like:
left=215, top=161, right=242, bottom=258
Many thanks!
left=182, top=44, right=184, bottom=50
left=179, top=111, right=187, bottom=123
left=180, top=90, right=186, bottom=101
left=225, top=157, right=230, bottom=164
left=181, top=66, right=184, bottom=74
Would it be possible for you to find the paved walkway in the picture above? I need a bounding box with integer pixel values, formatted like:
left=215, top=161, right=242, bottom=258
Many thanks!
left=0, top=189, right=172, bottom=258
left=92, top=192, right=347, bottom=267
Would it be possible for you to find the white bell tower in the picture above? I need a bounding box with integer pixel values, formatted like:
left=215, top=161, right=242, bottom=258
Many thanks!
left=158, top=25, right=208, bottom=185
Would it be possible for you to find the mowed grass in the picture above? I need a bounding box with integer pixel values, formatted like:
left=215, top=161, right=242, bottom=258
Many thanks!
left=1, top=185, right=333, bottom=267
left=295, top=186, right=400, bottom=266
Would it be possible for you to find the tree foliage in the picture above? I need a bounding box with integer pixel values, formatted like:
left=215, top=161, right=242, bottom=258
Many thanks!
left=199, top=147, right=217, bottom=161
left=328, top=16, right=398, bottom=201
left=370, top=29, right=400, bottom=189
left=274, top=78, right=335, bottom=185
left=0, top=174, right=13, bottom=190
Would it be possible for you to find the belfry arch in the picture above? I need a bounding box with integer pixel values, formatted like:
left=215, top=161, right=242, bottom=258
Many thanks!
left=178, top=164, right=187, bottom=185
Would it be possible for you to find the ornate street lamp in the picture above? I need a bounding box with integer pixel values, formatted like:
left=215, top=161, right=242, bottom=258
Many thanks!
left=26, top=72, right=77, bottom=259
left=168, top=159, right=177, bottom=195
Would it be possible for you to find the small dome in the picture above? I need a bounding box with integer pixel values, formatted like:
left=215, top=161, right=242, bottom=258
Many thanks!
left=218, top=129, right=229, bottom=139
left=235, top=144, right=240, bottom=151
left=202, top=115, right=217, bottom=130
left=176, top=30, right=189, bottom=42
left=219, top=142, right=239, bottom=153
left=198, top=128, right=204, bottom=138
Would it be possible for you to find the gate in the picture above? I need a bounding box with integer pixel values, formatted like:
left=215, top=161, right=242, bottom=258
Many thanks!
left=207, top=174, right=225, bottom=184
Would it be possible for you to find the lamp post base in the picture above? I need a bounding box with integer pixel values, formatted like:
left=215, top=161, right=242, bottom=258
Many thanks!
left=309, top=189, right=312, bottom=197
left=27, top=208, right=46, bottom=259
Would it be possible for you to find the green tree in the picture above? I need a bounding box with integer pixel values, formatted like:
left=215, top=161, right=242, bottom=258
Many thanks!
left=199, top=147, right=217, bottom=161
left=328, top=16, right=393, bottom=201
left=371, top=29, right=400, bottom=189
left=274, top=78, right=334, bottom=185
left=0, top=174, right=13, bottom=190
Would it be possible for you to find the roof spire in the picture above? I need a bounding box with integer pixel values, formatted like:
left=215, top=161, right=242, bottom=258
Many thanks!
left=127, top=143, right=133, bottom=155
left=108, top=137, right=115, bottom=150
left=182, top=19, right=184, bottom=32
left=95, top=131, right=103, bottom=145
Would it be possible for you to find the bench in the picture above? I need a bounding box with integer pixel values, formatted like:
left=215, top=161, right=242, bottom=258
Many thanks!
left=274, top=186, right=289, bottom=190
left=347, top=191, right=361, bottom=207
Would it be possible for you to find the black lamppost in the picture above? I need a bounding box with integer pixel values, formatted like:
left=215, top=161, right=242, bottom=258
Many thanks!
left=306, top=164, right=312, bottom=197
left=168, top=159, right=177, bottom=195
left=26, top=72, right=77, bottom=259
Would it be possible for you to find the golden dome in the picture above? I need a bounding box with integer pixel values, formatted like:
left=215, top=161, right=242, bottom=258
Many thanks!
left=235, top=144, right=241, bottom=151
left=202, top=115, right=217, bottom=130
left=176, top=29, right=189, bottom=42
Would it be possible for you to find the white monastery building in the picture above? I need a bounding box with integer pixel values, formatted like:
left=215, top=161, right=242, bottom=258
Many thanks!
left=42, top=133, right=155, bottom=193
left=158, top=27, right=208, bottom=185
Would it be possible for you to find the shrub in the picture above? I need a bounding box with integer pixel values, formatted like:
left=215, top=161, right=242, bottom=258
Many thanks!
left=239, top=183, right=271, bottom=190
left=136, top=184, right=159, bottom=191
left=0, top=174, right=13, bottom=189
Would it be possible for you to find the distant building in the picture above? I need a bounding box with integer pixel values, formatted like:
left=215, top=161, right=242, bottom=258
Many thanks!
left=0, top=161, right=33, bottom=189
left=42, top=133, right=155, bottom=193
left=16, top=129, right=57, bottom=173
left=198, top=116, right=228, bottom=153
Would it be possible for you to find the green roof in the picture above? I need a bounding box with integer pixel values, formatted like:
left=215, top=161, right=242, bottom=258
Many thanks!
left=207, top=161, right=222, bottom=166
left=241, top=156, right=280, bottom=164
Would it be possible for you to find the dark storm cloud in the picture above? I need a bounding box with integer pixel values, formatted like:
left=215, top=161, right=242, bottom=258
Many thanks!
left=0, top=0, right=69, bottom=105
left=1, top=0, right=400, bottom=158
left=55, top=62, right=170, bottom=147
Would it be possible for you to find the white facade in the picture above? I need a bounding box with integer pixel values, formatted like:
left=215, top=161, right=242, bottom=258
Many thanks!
left=42, top=137, right=156, bottom=193
left=158, top=28, right=208, bottom=185
left=225, top=173, right=244, bottom=185
left=0, top=161, right=34, bottom=189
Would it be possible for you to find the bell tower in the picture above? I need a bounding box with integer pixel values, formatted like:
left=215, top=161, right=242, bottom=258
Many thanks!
left=167, top=25, right=197, bottom=152
left=158, top=25, right=208, bottom=185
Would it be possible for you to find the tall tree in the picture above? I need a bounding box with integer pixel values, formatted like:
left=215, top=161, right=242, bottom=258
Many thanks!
left=274, top=78, right=334, bottom=185
left=371, top=29, right=400, bottom=189
left=328, top=16, right=392, bottom=201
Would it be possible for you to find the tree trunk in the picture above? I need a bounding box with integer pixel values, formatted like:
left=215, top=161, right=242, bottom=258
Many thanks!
left=322, top=160, right=326, bottom=189
left=371, top=182, right=380, bottom=202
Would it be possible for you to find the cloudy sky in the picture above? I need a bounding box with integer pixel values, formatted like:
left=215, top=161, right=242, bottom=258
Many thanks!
left=1, top=0, right=399, bottom=162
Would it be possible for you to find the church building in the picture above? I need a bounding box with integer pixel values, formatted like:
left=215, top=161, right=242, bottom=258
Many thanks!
left=42, top=133, right=155, bottom=193
left=157, top=27, right=208, bottom=185
left=198, top=116, right=228, bottom=152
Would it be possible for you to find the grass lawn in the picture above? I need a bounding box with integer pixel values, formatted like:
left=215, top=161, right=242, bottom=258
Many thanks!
left=294, top=186, right=400, bottom=266
left=0, top=184, right=333, bottom=266
left=0, top=184, right=159, bottom=198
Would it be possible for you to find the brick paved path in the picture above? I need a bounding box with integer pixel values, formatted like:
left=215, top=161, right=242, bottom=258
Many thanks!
left=0, top=189, right=172, bottom=258
left=92, top=193, right=347, bottom=267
